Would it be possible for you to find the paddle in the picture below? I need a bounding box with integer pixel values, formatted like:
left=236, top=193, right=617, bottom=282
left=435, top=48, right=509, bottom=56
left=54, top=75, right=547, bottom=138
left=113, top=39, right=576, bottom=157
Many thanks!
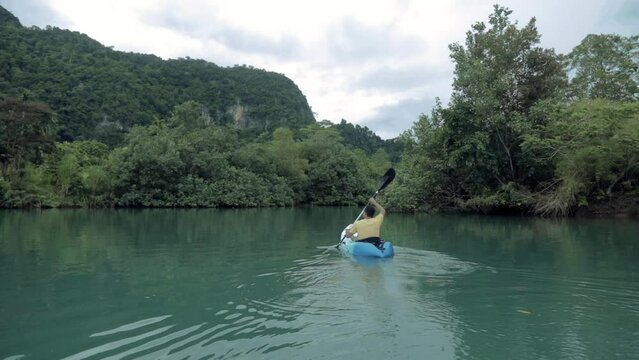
left=336, top=168, right=396, bottom=248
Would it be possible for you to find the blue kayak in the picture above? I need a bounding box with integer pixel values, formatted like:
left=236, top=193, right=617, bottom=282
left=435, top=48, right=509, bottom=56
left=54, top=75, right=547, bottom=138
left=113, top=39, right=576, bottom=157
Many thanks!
left=339, top=228, right=395, bottom=258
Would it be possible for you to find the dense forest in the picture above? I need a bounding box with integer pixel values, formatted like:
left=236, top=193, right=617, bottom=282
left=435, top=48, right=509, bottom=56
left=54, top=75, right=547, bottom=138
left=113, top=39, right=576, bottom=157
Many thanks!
left=0, top=96, right=396, bottom=207
left=385, top=6, right=638, bottom=216
left=0, top=5, right=315, bottom=146
left=1, top=5, right=637, bottom=215
left=0, top=5, right=400, bottom=208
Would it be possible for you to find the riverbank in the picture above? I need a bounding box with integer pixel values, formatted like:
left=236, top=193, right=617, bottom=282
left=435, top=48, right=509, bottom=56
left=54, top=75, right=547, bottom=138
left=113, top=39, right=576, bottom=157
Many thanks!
left=2, top=195, right=638, bottom=219
left=574, top=196, right=639, bottom=218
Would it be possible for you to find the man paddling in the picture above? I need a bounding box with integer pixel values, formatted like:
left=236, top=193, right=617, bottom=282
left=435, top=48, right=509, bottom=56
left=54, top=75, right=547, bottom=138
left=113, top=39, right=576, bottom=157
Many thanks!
left=344, top=197, right=385, bottom=249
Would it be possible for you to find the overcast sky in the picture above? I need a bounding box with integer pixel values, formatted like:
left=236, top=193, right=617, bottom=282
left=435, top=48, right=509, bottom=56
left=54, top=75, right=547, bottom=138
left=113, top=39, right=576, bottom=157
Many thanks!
left=2, top=0, right=637, bottom=138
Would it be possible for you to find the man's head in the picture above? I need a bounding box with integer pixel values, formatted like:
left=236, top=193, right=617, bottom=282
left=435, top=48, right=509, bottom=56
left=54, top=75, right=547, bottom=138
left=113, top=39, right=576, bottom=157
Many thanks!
left=363, top=205, right=376, bottom=218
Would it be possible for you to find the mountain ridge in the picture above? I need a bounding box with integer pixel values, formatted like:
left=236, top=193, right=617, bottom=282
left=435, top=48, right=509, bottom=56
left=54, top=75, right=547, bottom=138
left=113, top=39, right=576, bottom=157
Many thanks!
left=0, top=5, right=315, bottom=145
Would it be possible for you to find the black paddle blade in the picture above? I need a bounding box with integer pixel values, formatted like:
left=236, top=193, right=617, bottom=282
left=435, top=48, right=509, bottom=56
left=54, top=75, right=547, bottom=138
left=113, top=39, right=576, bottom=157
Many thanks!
left=377, top=168, right=396, bottom=192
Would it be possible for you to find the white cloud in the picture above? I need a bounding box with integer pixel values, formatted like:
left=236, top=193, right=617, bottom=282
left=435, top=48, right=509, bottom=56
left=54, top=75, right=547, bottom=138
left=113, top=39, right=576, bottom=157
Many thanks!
left=4, top=0, right=637, bottom=138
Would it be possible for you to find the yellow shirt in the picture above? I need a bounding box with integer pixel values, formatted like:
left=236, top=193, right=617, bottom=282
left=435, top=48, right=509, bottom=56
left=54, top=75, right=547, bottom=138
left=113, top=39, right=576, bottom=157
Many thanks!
left=351, top=214, right=384, bottom=240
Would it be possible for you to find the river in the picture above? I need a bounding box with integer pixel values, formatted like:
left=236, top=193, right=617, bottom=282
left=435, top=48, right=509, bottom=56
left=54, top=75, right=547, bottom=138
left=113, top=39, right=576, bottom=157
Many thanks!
left=1, top=208, right=637, bottom=359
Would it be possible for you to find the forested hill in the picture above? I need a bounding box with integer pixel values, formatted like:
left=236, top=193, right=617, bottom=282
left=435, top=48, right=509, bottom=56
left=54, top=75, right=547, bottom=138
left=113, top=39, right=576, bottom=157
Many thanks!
left=0, top=6, right=20, bottom=26
left=0, top=6, right=315, bottom=145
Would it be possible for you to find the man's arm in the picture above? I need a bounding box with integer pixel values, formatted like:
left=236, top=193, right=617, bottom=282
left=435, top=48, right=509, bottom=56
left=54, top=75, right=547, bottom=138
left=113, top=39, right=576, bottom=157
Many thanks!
left=369, top=197, right=385, bottom=216
left=345, top=224, right=356, bottom=238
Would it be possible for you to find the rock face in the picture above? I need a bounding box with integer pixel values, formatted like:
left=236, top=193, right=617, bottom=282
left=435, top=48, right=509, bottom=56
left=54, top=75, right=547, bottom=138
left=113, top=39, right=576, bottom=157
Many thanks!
left=229, top=103, right=250, bottom=128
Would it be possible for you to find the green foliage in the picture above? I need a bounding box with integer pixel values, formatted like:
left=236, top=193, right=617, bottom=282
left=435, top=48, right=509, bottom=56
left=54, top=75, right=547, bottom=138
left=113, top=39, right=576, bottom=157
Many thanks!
left=0, top=97, right=56, bottom=168
left=112, top=123, right=189, bottom=206
left=0, top=98, right=391, bottom=208
left=0, top=7, right=396, bottom=210
left=522, top=100, right=639, bottom=215
left=0, top=11, right=314, bottom=145
left=0, top=170, right=9, bottom=206
left=387, top=6, right=638, bottom=216
left=214, top=168, right=293, bottom=207
left=331, top=119, right=404, bottom=162
left=34, top=140, right=111, bottom=206
left=169, top=100, right=214, bottom=130
left=5, top=4, right=636, bottom=216
left=109, top=115, right=293, bottom=207
left=267, top=128, right=309, bottom=199
left=300, top=125, right=370, bottom=205
left=566, top=34, right=639, bottom=101
left=389, top=6, right=565, bottom=213
left=379, top=159, right=425, bottom=212
left=56, top=152, right=78, bottom=197
left=19, top=163, right=52, bottom=207
left=0, top=5, right=21, bottom=27
left=448, top=5, right=565, bottom=182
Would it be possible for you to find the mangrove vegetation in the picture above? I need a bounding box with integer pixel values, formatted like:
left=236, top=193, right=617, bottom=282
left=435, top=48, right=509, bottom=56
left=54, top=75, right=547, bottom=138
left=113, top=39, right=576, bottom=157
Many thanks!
left=0, top=5, right=637, bottom=215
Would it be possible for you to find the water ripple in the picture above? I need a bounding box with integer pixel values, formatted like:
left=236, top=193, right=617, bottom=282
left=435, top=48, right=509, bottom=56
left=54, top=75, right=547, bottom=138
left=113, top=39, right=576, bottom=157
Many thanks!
left=60, top=325, right=174, bottom=360
left=53, top=244, right=639, bottom=360
left=90, top=315, right=173, bottom=337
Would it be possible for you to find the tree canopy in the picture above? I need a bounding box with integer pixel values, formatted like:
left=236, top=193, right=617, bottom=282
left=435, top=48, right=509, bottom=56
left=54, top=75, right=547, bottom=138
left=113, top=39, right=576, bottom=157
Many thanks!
left=386, top=5, right=638, bottom=216
left=1, top=5, right=637, bottom=216
left=0, top=100, right=385, bottom=208
left=0, top=6, right=315, bottom=146
left=566, top=34, right=639, bottom=101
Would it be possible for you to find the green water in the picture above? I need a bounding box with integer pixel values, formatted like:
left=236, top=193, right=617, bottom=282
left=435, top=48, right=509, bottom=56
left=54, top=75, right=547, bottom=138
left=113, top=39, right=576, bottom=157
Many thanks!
left=1, top=208, right=638, bottom=360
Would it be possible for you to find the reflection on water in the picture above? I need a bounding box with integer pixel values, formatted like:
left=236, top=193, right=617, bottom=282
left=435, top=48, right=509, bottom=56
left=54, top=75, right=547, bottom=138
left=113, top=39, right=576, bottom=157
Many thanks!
left=0, top=209, right=638, bottom=359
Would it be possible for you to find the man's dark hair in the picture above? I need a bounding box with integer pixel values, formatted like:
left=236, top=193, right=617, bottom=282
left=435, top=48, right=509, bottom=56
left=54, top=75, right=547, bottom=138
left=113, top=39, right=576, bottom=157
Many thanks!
left=364, top=205, right=375, bottom=218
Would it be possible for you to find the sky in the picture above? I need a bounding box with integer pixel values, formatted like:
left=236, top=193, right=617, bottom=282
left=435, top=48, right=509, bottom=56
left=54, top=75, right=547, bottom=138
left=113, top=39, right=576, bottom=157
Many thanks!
left=2, top=0, right=637, bottom=138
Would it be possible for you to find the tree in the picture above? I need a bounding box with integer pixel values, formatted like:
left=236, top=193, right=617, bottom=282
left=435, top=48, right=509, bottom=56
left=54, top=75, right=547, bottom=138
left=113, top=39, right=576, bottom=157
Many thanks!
left=448, top=5, right=566, bottom=184
left=44, top=140, right=111, bottom=203
left=331, top=119, right=404, bottom=163
left=300, top=125, right=369, bottom=205
left=111, top=123, right=185, bottom=206
left=169, top=100, right=213, bottom=130
left=566, top=34, right=639, bottom=101
left=522, top=100, right=639, bottom=215
left=388, top=5, right=567, bottom=212
left=268, top=127, right=308, bottom=198
left=0, top=97, right=56, bottom=170
left=333, top=119, right=384, bottom=154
